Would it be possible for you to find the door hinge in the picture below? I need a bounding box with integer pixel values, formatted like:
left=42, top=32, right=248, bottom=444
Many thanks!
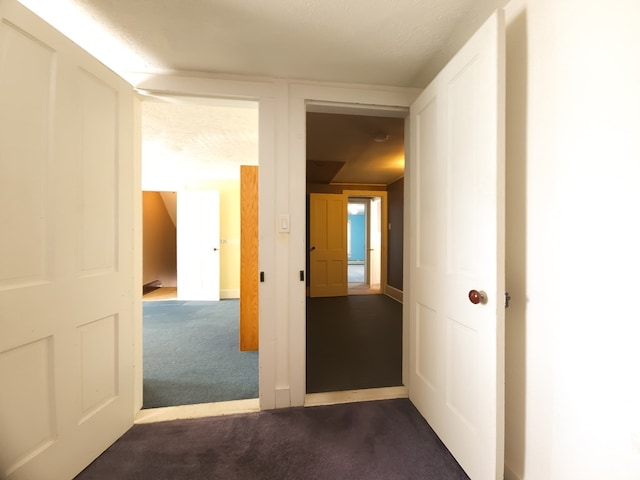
left=505, top=291, right=511, bottom=308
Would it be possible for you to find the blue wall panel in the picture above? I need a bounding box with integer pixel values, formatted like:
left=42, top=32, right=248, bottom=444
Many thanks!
left=348, top=213, right=366, bottom=262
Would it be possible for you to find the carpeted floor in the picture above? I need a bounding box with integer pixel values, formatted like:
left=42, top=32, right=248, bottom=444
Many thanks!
left=143, top=294, right=401, bottom=407
left=306, top=294, right=402, bottom=393
left=143, top=299, right=258, bottom=408
left=74, top=398, right=469, bottom=480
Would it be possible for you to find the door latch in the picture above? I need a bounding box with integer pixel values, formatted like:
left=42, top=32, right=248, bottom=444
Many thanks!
left=505, top=291, right=511, bottom=308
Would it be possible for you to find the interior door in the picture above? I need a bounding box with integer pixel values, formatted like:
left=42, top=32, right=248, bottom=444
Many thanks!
left=240, top=165, right=259, bottom=351
left=369, top=197, right=382, bottom=288
left=408, top=10, right=505, bottom=480
left=309, top=193, right=348, bottom=297
left=177, top=190, right=221, bottom=301
left=0, top=1, right=136, bottom=478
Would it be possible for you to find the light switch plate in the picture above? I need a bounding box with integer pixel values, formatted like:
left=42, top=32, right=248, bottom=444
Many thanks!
left=278, top=214, right=290, bottom=233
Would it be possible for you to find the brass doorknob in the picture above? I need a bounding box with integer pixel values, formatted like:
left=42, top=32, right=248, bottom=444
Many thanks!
left=468, top=290, right=487, bottom=305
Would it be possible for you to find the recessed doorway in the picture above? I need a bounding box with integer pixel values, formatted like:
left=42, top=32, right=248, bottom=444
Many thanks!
left=305, top=108, right=405, bottom=394
left=140, top=95, right=260, bottom=409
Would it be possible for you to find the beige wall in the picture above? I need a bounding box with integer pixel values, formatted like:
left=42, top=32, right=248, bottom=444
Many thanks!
left=505, top=0, right=640, bottom=478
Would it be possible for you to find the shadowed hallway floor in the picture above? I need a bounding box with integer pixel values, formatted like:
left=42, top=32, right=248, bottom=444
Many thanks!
left=75, top=398, right=469, bottom=480
left=306, top=294, right=403, bottom=393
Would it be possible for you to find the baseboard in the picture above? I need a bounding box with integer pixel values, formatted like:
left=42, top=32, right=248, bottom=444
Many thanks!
left=305, top=386, right=408, bottom=407
left=385, top=285, right=403, bottom=303
left=220, top=289, right=240, bottom=299
left=143, top=280, right=162, bottom=295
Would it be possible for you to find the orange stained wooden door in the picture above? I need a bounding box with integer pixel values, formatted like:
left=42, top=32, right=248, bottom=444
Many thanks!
left=240, top=165, right=259, bottom=351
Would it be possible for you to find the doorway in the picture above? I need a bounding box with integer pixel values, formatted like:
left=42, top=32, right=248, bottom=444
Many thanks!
left=305, top=108, right=405, bottom=394
left=140, top=95, right=260, bottom=409
left=347, top=195, right=383, bottom=295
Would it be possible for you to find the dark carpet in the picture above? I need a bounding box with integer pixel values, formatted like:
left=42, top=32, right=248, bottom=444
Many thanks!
left=306, top=294, right=402, bottom=393
left=74, top=398, right=469, bottom=480
left=143, top=299, right=258, bottom=408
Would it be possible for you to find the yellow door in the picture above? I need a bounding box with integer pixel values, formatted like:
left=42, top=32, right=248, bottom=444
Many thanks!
left=309, top=193, right=347, bottom=297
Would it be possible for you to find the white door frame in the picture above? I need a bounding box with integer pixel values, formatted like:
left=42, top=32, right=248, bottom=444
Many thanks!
left=346, top=192, right=386, bottom=295
left=289, top=85, right=418, bottom=405
left=132, top=77, right=279, bottom=410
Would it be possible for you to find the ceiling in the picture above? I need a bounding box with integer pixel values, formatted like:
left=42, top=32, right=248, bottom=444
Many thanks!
left=140, top=97, right=259, bottom=189
left=306, top=112, right=405, bottom=185
left=18, top=0, right=509, bottom=187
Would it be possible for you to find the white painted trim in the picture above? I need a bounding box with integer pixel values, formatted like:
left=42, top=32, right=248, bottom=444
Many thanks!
left=220, top=289, right=240, bottom=299
left=305, top=386, right=409, bottom=407
left=134, top=399, right=260, bottom=424
left=131, top=75, right=279, bottom=412
left=133, top=95, right=144, bottom=413
left=133, top=73, right=278, bottom=100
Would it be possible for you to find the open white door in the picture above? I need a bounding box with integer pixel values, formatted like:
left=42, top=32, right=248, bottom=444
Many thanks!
left=177, top=190, right=221, bottom=301
left=408, top=10, right=505, bottom=480
left=369, top=197, right=382, bottom=289
left=309, top=193, right=348, bottom=297
left=0, top=1, right=136, bottom=478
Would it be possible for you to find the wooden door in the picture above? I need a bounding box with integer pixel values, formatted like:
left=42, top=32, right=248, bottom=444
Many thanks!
left=408, top=10, right=506, bottom=480
left=309, top=193, right=348, bottom=297
left=0, top=1, right=135, bottom=478
left=240, top=165, right=259, bottom=351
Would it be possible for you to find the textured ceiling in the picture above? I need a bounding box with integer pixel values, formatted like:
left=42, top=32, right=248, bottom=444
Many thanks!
left=18, top=0, right=509, bottom=187
left=141, top=98, right=259, bottom=189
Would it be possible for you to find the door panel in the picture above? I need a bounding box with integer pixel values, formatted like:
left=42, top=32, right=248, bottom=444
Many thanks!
left=309, top=193, right=347, bottom=297
left=408, top=10, right=505, bottom=480
left=0, top=1, right=136, bottom=478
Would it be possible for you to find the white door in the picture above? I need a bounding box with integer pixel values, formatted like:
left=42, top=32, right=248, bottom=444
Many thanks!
left=0, top=1, right=136, bottom=479
left=408, top=10, right=505, bottom=480
left=309, top=193, right=348, bottom=297
left=177, top=190, right=221, bottom=301
left=369, top=197, right=382, bottom=288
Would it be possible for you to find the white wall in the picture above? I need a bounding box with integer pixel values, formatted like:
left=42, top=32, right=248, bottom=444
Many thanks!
left=506, top=0, right=640, bottom=478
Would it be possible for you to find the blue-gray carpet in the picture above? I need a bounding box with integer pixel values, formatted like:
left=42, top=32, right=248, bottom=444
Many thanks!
left=143, top=299, right=258, bottom=408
